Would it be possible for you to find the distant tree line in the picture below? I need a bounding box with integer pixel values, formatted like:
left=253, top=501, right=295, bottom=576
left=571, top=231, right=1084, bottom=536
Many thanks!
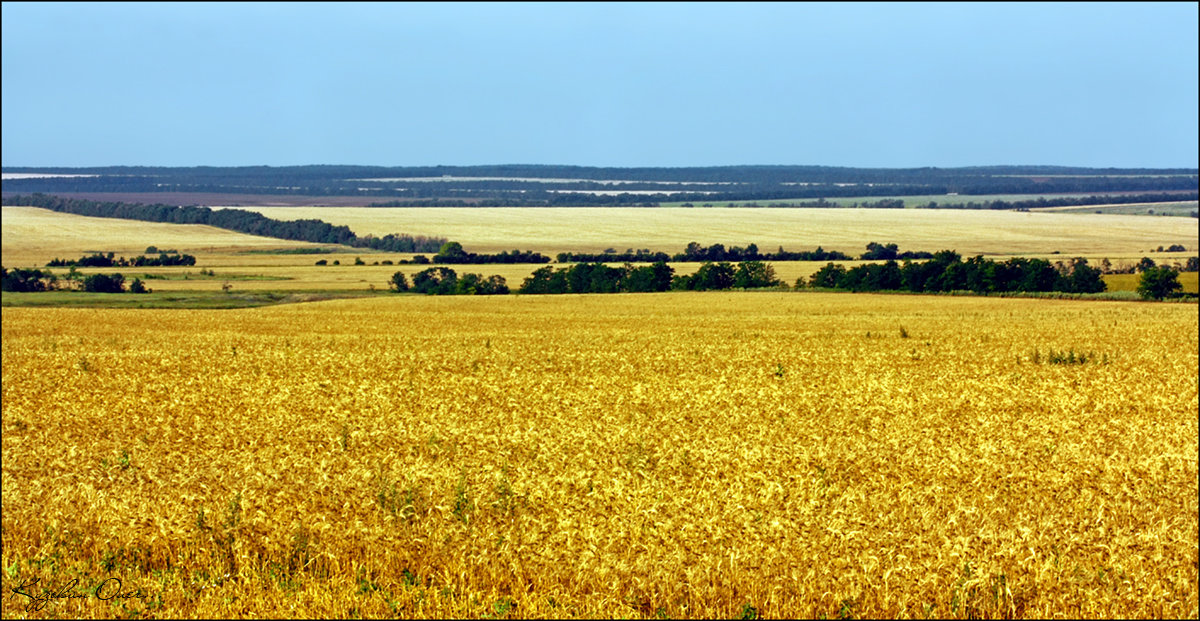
left=923, top=191, right=1198, bottom=211
left=46, top=251, right=197, bottom=267
left=389, top=267, right=510, bottom=295
left=4, top=164, right=1194, bottom=205
left=427, top=242, right=552, bottom=264
left=387, top=260, right=783, bottom=297
left=1, top=267, right=147, bottom=293
left=805, top=253, right=1107, bottom=294
left=4, top=163, right=1196, bottom=186
left=354, top=233, right=448, bottom=253
left=1, top=268, right=57, bottom=292
left=518, top=260, right=781, bottom=294
left=1119, top=255, right=1199, bottom=274
left=556, top=248, right=673, bottom=263
left=556, top=242, right=925, bottom=264
left=2, top=193, right=446, bottom=253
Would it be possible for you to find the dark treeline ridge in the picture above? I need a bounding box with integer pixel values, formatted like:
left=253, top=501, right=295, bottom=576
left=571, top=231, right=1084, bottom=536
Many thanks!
left=4, top=163, right=1197, bottom=184
left=1, top=267, right=147, bottom=294
left=923, top=191, right=1199, bottom=211
left=46, top=251, right=197, bottom=267
left=518, top=261, right=781, bottom=294
left=3, top=193, right=446, bottom=253
left=389, top=267, right=510, bottom=296
left=379, top=189, right=1199, bottom=209
left=807, top=253, right=1107, bottom=294
left=390, top=260, right=781, bottom=297
left=557, top=242, right=927, bottom=264
left=427, top=242, right=551, bottom=265
left=3, top=164, right=1195, bottom=205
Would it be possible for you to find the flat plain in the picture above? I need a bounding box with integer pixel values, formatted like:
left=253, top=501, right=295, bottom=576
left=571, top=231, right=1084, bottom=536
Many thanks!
left=1, top=203, right=1198, bottom=619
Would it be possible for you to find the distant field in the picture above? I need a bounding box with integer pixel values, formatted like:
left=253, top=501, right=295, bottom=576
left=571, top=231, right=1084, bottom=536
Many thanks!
left=1031, top=202, right=1198, bottom=216
left=5, top=206, right=1195, bottom=298
left=232, top=206, right=1196, bottom=256
left=1105, top=272, right=1199, bottom=294
left=0, top=206, right=319, bottom=266
left=657, top=192, right=1199, bottom=209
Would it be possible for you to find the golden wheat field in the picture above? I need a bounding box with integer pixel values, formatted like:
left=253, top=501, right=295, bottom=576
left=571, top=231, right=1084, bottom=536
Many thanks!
left=2, top=292, right=1197, bottom=619
left=231, top=206, right=1198, bottom=256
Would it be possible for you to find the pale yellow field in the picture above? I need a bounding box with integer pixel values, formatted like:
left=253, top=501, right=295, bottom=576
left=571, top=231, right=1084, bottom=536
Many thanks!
left=2, top=293, right=1197, bottom=619
left=1, top=206, right=320, bottom=267
left=5, top=206, right=1196, bottom=285
left=231, top=206, right=1198, bottom=256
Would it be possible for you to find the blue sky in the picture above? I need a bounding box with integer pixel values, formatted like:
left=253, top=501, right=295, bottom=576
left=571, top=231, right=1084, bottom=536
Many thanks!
left=2, top=2, right=1197, bottom=168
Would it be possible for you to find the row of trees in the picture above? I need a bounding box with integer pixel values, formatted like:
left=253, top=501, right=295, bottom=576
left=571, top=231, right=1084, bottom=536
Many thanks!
left=46, top=252, right=197, bottom=267
left=3, top=194, right=446, bottom=253
left=388, top=261, right=781, bottom=297
left=1, top=267, right=147, bottom=293
left=555, top=242, right=922, bottom=264
left=519, top=262, right=675, bottom=294
left=428, top=242, right=552, bottom=264
left=518, top=261, right=781, bottom=294
left=806, top=253, right=1107, bottom=294
left=926, top=191, right=1198, bottom=211
left=556, top=243, right=855, bottom=264
left=390, top=267, right=509, bottom=295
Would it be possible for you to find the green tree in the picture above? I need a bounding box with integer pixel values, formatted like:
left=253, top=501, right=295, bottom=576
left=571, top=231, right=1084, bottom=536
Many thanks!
left=867, top=259, right=904, bottom=291
left=456, top=272, right=509, bottom=295
left=519, top=266, right=569, bottom=294
left=1136, top=266, right=1182, bottom=300
left=1064, top=258, right=1106, bottom=293
left=83, top=273, right=125, bottom=293
left=389, top=271, right=410, bottom=292
left=809, top=263, right=847, bottom=289
left=479, top=274, right=509, bottom=295
left=733, top=261, right=780, bottom=289
left=689, top=262, right=736, bottom=290
left=1, top=267, right=56, bottom=292
left=624, top=261, right=674, bottom=292
left=435, top=241, right=468, bottom=263
left=455, top=272, right=483, bottom=295
left=411, top=267, right=458, bottom=295
left=860, top=242, right=899, bottom=260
